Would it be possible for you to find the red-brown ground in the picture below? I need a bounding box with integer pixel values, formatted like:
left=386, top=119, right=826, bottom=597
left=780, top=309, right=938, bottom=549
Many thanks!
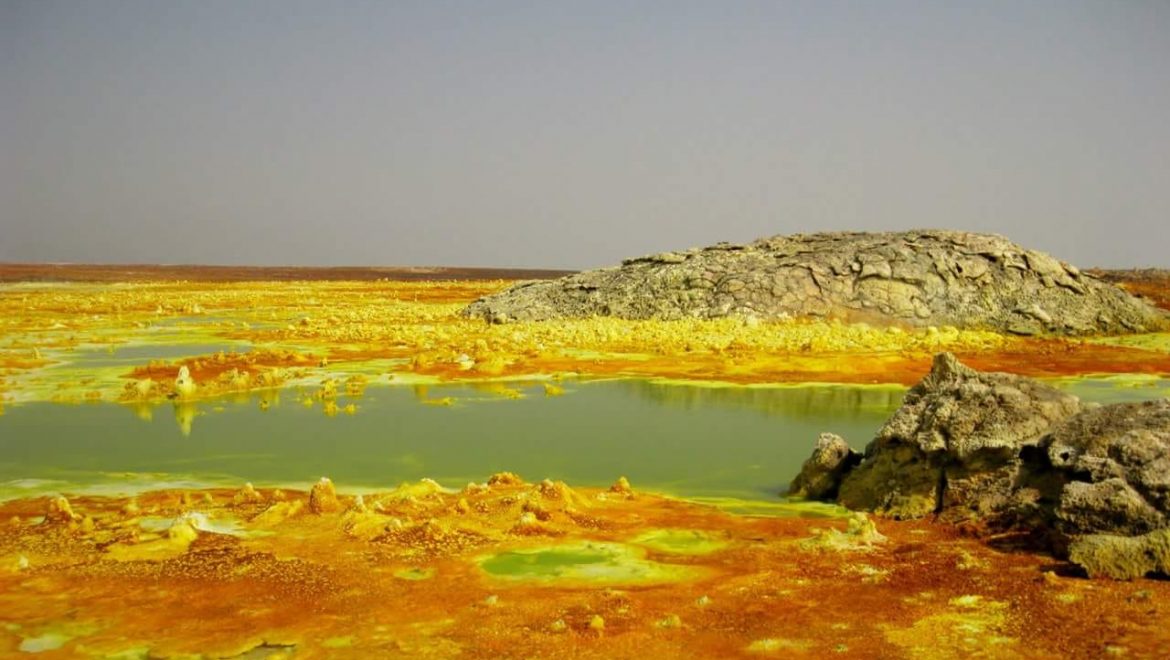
left=1, top=478, right=1168, bottom=658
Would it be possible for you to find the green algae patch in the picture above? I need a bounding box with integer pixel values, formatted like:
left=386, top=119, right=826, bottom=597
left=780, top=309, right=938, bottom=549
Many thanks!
left=394, top=567, right=437, bottom=581
left=477, top=541, right=703, bottom=585
left=629, top=529, right=729, bottom=555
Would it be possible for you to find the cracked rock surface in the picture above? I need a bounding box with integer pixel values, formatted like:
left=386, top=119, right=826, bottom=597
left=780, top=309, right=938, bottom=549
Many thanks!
left=463, top=230, right=1166, bottom=335
left=793, top=354, right=1170, bottom=578
left=833, top=353, right=1082, bottom=521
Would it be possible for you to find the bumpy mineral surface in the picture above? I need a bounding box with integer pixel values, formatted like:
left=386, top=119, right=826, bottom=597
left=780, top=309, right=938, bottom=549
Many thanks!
left=464, top=230, right=1167, bottom=335
left=792, top=353, right=1170, bottom=578
left=5, top=476, right=1170, bottom=657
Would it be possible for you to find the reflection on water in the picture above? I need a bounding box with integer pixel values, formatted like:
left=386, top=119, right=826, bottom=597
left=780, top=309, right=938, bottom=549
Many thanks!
left=620, top=379, right=905, bottom=420
left=1, top=376, right=1163, bottom=503
left=1050, top=374, right=1170, bottom=404
left=0, top=380, right=901, bottom=501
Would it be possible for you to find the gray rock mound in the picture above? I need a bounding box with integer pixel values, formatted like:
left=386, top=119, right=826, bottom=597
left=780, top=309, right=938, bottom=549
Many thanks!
left=791, top=354, right=1170, bottom=578
left=464, top=230, right=1167, bottom=335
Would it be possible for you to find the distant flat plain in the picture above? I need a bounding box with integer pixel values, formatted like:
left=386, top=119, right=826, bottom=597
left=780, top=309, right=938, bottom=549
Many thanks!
left=0, top=263, right=575, bottom=283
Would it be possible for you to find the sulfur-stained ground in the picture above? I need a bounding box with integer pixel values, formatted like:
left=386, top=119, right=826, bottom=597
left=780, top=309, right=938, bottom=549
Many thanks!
left=2, top=475, right=1169, bottom=659
left=2, top=278, right=1169, bottom=409
left=2, top=272, right=1170, bottom=658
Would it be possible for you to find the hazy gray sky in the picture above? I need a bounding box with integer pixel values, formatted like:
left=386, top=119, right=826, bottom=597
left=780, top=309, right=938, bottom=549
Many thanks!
left=3, top=1, right=1168, bottom=269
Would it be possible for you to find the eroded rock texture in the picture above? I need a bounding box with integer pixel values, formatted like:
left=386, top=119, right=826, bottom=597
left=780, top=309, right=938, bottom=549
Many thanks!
left=832, top=353, right=1081, bottom=521
left=464, top=231, right=1166, bottom=335
left=792, top=354, right=1170, bottom=578
left=787, top=433, right=861, bottom=501
left=1045, top=400, right=1170, bottom=538
left=1069, top=529, right=1170, bottom=580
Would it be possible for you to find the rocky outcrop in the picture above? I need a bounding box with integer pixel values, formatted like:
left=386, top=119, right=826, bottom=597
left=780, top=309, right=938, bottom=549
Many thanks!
left=787, top=433, right=861, bottom=500
left=1045, top=400, right=1170, bottom=538
left=464, top=231, right=1167, bottom=336
left=790, top=354, right=1170, bottom=578
left=832, top=353, right=1081, bottom=521
left=1068, top=529, right=1170, bottom=580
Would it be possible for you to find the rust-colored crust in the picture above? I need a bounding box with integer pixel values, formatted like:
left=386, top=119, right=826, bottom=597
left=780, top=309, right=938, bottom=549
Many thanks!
left=2, top=478, right=1169, bottom=658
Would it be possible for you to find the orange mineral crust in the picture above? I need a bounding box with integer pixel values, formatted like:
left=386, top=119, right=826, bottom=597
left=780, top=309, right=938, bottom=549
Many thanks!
left=1, top=476, right=1168, bottom=658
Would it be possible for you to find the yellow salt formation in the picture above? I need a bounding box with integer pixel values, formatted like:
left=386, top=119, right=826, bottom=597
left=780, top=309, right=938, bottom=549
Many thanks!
left=487, top=472, right=524, bottom=487
left=43, top=496, right=81, bottom=526
left=173, top=365, right=197, bottom=399
left=2, top=474, right=1170, bottom=656
left=309, top=477, right=342, bottom=514
left=4, top=278, right=1168, bottom=407
left=233, top=482, right=263, bottom=504
left=609, top=476, right=635, bottom=498
left=800, top=512, right=888, bottom=552
left=121, top=377, right=160, bottom=401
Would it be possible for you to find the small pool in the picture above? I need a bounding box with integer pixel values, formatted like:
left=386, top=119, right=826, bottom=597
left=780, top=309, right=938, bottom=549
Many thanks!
left=1, top=376, right=1164, bottom=503
left=0, top=379, right=902, bottom=501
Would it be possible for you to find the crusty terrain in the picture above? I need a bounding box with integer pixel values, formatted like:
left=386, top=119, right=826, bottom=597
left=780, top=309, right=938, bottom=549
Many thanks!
left=4, top=476, right=1170, bottom=658
left=465, top=231, right=1168, bottom=336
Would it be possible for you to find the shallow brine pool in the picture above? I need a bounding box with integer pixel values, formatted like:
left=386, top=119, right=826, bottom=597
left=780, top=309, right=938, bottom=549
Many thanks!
left=3, top=374, right=1166, bottom=504
left=0, top=379, right=908, bottom=502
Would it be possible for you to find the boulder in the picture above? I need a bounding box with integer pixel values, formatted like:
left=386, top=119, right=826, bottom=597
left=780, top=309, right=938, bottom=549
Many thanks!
left=463, top=230, right=1167, bottom=336
left=793, top=353, right=1170, bottom=577
left=1043, top=400, right=1170, bottom=537
left=834, top=353, right=1080, bottom=520
left=787, top=433, right=860, bottom=500
left=1068, top=529, right=1170, bottom=580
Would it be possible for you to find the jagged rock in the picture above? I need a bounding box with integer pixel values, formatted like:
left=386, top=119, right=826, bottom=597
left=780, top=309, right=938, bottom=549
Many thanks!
left=835, top=353, right=1080, bottom=520
left=463, top=230, right=1167, bottom=335
left=1068, top=529, right=1170, bottom=580
left=796, top=353, right=1170, bottom=576
left=787, top=433, right=861, bottom=500
left=1056, top=479, right=1166, bottom=538
left=1042, top=400, right=1170, bottom=537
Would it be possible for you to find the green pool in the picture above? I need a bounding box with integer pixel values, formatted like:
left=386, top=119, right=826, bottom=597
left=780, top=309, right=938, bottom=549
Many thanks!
left=1, top=376, right=1165, bottom=502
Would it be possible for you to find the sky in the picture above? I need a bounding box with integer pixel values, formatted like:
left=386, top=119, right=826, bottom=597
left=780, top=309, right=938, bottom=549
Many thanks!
left=2, top=1, right=1168, bottom=270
